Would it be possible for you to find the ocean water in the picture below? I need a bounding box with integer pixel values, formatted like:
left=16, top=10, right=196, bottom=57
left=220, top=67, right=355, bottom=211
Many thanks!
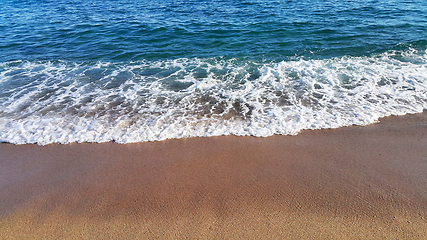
left=1, top=0, right=426, bottom=145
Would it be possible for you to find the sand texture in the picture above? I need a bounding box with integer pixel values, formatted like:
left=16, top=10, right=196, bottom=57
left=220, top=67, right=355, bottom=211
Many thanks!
left=1, top=112, right=427, bottom=239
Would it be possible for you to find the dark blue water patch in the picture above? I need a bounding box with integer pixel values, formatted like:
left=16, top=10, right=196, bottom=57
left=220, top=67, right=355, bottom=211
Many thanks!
left=0, top=0, right=426, bottom=62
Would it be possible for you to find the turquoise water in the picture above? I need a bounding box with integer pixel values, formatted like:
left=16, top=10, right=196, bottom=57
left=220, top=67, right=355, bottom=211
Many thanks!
left=2, top=0, right=426, bottom=61
left=1, top=0, right=427, bottom=144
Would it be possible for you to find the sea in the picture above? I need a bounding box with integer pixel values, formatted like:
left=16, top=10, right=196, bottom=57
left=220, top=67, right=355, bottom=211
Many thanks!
left=1, top=0, right=426, bottom=145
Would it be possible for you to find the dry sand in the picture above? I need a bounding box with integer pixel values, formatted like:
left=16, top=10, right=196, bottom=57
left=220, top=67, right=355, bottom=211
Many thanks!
left=1, top=112, right=427, bottom=239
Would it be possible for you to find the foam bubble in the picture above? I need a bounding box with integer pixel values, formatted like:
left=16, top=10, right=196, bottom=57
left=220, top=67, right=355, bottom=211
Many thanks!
left=1, top=51, right=426, bottom=145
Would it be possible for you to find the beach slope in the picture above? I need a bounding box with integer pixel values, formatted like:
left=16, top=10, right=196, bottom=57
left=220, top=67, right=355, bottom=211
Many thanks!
left=1, top=112, right=427, bottom=239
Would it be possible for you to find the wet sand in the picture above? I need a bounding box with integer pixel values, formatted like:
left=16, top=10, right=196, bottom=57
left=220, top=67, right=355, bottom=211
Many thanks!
left=1, top=112, right=427, bottom=239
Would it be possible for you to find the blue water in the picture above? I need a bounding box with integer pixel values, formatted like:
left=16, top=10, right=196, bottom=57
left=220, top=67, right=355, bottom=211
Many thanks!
left=1, top=0, right=427, bottom=144
left=2, top=0, right=426, bottom=61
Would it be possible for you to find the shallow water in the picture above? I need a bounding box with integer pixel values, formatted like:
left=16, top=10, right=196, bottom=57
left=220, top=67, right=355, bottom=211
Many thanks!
left=1, top=0, right=427, bottom=144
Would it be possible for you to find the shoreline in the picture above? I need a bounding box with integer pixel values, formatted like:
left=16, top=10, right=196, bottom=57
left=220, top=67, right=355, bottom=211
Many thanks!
left=1, top=112, right=427, bottom=239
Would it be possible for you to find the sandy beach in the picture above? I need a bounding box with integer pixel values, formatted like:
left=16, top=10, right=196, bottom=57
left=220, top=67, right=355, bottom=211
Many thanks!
left=1, top=112, right=427, bottom=239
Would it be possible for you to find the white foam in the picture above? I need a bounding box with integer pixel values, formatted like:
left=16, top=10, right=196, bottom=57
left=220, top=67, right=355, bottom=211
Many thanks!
left=1, top=51, right=427, bottom=145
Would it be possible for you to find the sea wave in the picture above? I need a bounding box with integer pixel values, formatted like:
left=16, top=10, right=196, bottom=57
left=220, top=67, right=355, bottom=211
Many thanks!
left=1, top=49, right=426, bottom=144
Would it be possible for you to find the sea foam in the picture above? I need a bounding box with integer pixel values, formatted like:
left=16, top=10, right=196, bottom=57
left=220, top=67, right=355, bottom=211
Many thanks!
left=1, top=50, right=426, bottom=145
